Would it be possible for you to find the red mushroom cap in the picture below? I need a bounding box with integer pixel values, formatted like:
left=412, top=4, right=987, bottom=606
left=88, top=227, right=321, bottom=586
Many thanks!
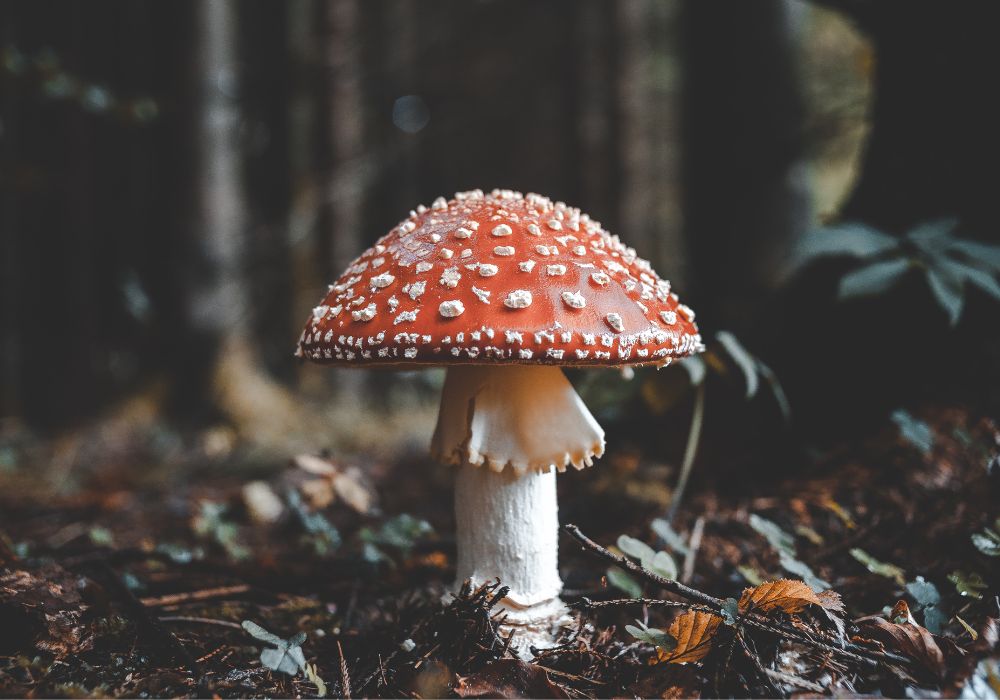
left=296, top=189, right=703, bottom=367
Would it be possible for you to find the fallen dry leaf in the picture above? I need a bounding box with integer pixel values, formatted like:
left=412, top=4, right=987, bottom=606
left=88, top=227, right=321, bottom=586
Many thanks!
left=738, top=579, right=821, bottom=614
left=657, top=610, right=723, bottom=664
left=856, top=617, right=946, bottom=679
left=891, top=599, right=917, bottom=625
left=816, top=588, right=845, bottom=613
left=0, top=563, right=95, bottom=657
left=293, top=453, right=338, bottom=476
left=454, top=659, right=568, bottom=698
left=293, top=454, right=376, bottom=514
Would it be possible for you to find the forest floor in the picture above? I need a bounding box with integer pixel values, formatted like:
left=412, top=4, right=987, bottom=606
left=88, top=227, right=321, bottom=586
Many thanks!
left=1, top=404, right=999, bottom=698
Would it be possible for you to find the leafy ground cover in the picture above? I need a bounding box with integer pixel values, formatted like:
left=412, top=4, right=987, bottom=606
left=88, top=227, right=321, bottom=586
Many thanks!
left=1, top=404, right=998, bottom=697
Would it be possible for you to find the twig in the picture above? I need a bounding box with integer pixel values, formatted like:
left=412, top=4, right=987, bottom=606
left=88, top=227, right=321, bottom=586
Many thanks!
left=159, top=616, right=243, bottom=630
left=573, top=596, right=715, bottom=615
left=563, top=523, right=912, bottom=667
left=377, top=652, right=388, bottom=688
left=338, top=640, right=352, bottom=698
left=141, top=584, right=250, bottom=608
left=564, top=524, right=719, bottom=608
left=682, top=516, right=705, bottom=584
left=667, top=380, right=705, bottom=522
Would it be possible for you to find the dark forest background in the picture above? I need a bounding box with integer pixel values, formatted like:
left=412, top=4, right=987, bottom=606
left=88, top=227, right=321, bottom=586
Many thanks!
left=1, top=0, right=999, bottom=478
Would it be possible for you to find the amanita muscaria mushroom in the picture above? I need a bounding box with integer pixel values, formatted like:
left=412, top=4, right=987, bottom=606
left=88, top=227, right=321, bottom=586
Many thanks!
left=297, top=189, right=702, bottom=648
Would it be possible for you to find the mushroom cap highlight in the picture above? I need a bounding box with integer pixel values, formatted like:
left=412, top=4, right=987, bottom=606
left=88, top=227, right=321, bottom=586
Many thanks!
left=297, top=189, right=703, bottom=367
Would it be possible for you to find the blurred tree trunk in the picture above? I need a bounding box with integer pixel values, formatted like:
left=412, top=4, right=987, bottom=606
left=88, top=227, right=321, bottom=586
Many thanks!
left=680, top=0, right=810, bottom=333
left=286, top=0, right=327, bottom=399
left=574, top=0, right=615, bottom=225
left=616, top=0, right=686, bottom=287
left=242, top=0, right=293, bottom=381
left=0, top=4, right=20, bottom=420
left=322, top=0, right=364, bottom=277
left=319, top=0, right=366, bottom=398
left=177, top=0, right=301, bottom=442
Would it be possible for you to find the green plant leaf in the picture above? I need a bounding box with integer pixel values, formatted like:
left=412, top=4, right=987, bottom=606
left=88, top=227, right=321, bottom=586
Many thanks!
left=242, top=621, right=308, bottom=676
left=617, top=535, right=657, bottom=564
left=738, top=565, right=765, bottom=586
left=756, top=361, right=792, bottom=424
left=715, top=331, right=760, bottom=399
left=923, top=606, right=947, bottom=635
left=937, top=257, right=1000, bottom=303
left=792, top=223, right=899, bottom=270
left=720, top=598, right=741, bottom=626
left=779, top=552, right=830, bottom=592
left=625, top=620, right=677, bottom=652
left=286, top=490, right=341, bottom=556
left=948, top=570, right=988, bottom=599
left=906, top=218, right=958, bottom=253
left=891, top=409, right=935, bottom=454
left=649, top=550, right=679, bottom=581
left=925, top=264, right=965, bottom=325
left=851, top=548, right=905, bottom=586
left=651, top=518, right=691, bottom=556
left=361, top=513, right=433, bottom=551
left=946, top=238, right=1000, bottom=270
left=906, top=577, right=941, bottom=608
left=242, top=620, right=284, bottom=647
left=606, top=567, right=643, bottom=598
left=838, top=258, right=911, bottom=300
left=679, top=355, right=706, bottom=387
left=749, top=514, right=796, bottom=557
left=972, top=530, right=1000, bottom=557
left=617, top=535, right=677, bottom=580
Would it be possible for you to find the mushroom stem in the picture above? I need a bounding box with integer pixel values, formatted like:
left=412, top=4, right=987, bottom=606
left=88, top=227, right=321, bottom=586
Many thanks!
left=432, top=364, right=605, bottom=649
left=454, top=464, right=564, bottom=614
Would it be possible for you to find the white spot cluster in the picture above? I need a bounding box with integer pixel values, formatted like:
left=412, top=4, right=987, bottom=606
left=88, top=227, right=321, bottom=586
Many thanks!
left=561, top=291, right=586, bottom=309
left=504, top=290, right=533, bottom=309
left=370, top=272, right=395, bottom=289
left=439, top=300, right=465, bottom=318
left=440, top=267, right=461, bottom=288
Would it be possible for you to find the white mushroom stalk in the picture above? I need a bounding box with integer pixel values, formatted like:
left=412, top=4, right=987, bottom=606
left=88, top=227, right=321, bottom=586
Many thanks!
left=431, top=364, right=605, bottom=648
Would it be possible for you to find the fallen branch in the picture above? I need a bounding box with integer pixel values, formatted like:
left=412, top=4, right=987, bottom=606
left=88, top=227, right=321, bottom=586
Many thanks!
left=141, top=584, right=251, bottom=608
left=562, top=523, right=911, bottom=668
left=159, top=616, right=244, bottom=630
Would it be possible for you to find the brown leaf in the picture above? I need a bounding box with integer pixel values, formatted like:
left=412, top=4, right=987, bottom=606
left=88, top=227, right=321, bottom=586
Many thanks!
left=0, top=563, right=94, bottom=657
left=657, top=610, right=723, bottom=664
left=293, top=455, right=375, bottom=514
left=816, top=589, right=845, bottom=613
left=816, top=589, right=847, bottom=640
left=454, top=659, right=568, bottom=698
left=856, top=617, right=946, bottom=679
left=293, top=453, right=338, bottom=476
left=332, top=467, right=375, bottom=514
left=738, top=579, right=821, bottom=614
left=891, top=599, right=917, bottom=625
